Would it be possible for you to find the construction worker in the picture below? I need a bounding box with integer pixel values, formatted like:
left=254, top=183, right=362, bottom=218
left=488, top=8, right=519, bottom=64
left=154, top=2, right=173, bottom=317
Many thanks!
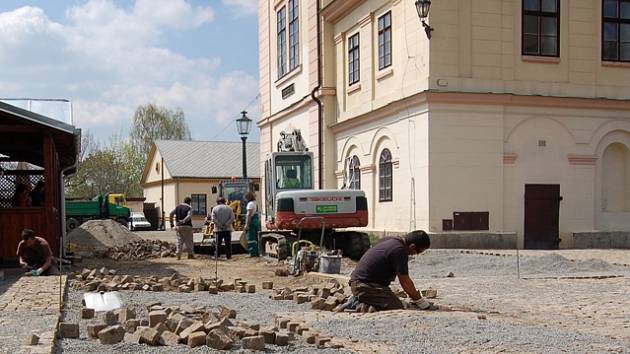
left=242, top=192, right=260, bottom=257
left=169, top=196, right=195, bottom=260
left=16, top=229, right=60, bottom=276
left=338, top=230, right=434, bottom=312
left=212, top=197, right=235, bottom=260
left=283, top=169, right=301, bottom=189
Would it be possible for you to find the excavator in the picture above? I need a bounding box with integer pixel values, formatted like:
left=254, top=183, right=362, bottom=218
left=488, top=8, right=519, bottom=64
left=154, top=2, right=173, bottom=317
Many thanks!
left=260, top=129, right=371, bottom=260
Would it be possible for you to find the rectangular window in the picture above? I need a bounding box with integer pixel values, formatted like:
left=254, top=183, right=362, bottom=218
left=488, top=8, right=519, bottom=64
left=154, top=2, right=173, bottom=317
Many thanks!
left=348, top=33, right=360, bottom=85
left=378, top=12, right=392, bottom=70
left=277, top=7, right=287, bottom=78
left=191, top=194, right=207, bottom=216
left=603, top=0, right=630, bottom=62
left=288, top=0, right=300, bottom=70
left=522, top=0, right=560, bottom=57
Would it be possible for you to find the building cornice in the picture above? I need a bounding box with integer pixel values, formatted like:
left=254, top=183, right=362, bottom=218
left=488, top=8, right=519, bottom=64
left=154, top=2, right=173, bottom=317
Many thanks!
left=258, top=87, right=335, bottom=128
left=331, top=90, right=630, bottom=134
left=321, top=0, right=367, bottom=23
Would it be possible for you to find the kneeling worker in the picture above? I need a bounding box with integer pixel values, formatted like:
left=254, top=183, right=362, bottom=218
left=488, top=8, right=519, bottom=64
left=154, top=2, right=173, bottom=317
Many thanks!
left=347, top=230, right=433, bottom=312
left=16, top=229, right=60, bottom=276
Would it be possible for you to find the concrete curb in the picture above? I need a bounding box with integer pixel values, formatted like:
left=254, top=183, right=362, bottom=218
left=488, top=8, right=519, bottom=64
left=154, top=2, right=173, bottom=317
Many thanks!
left=49, top=275, right=68, bottom=354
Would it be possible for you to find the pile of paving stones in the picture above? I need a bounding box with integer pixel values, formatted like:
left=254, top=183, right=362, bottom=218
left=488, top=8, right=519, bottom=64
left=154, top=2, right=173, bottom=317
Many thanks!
left=98, top=239, right=177, bottom=260
left=270, top=280, right=438, bottom=312
left=71, top=267, right=265, bottom=294
left=58, top=302, right=342, bottom=350
left=270, top=280, right=350, bottom=311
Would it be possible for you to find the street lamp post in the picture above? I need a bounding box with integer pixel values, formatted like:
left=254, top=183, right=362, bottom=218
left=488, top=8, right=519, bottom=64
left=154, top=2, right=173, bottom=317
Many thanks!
left=236, top=111, right=252, bottom=178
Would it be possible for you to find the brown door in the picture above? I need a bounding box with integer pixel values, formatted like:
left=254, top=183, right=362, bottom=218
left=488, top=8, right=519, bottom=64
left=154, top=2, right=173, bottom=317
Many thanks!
left=524, top=184, right=561, bottom=249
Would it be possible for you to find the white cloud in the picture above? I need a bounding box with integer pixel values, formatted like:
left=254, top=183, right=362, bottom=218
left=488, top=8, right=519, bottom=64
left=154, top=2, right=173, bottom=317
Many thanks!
left=222, top=0, right=258, bottom=16
left=0, top=1, right=257, bottom=141
left=134, top=0, right=214, bottom=29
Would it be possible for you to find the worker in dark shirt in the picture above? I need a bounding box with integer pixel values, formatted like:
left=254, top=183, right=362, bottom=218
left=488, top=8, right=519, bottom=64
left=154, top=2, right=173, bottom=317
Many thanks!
left=169, top=196, right=195, bottom=260
left=16, top=229, right=60, bottom=276
left=345, top=230, right=433, bottom=312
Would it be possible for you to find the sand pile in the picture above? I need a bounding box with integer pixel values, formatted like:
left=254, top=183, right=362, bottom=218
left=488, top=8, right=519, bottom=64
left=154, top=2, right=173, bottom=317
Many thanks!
left=66, top=220, right=176, bottom=260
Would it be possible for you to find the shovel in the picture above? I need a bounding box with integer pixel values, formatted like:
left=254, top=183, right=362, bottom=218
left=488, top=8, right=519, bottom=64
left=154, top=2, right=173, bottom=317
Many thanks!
left=83, top=291, right=124, bottom=312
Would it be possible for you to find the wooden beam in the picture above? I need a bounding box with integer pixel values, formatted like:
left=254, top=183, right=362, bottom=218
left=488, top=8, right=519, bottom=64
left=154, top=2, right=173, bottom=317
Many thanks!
left=0, top=125, right=40, bottom=133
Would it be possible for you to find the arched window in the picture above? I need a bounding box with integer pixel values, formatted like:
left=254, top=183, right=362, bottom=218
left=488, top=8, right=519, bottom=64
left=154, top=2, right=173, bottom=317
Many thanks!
left=348, top=155, right=361, bottom=190
left=379, top=149, right=393, bottom=201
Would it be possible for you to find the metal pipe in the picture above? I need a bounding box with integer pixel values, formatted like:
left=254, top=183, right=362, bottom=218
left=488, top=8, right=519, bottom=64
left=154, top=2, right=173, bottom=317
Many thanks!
left=59, top=125, right=81, bottom=313
left=310, top=0, right=323, bottom=189
left=161, top=157, right=165, bottom=230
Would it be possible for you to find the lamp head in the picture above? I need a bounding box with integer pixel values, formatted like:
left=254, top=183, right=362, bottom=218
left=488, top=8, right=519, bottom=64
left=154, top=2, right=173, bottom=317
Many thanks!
left=236, top=110, right=252, bottom=136
left=415, top=0, right=431, bottom=20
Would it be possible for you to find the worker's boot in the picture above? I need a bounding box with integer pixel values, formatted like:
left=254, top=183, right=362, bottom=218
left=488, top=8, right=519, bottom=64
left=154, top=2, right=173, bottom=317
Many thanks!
left=187, top=254, right=195, bottom=260
left=334, top=295, right=359, bottom=313
left=176, top=253, right=181, bottom=260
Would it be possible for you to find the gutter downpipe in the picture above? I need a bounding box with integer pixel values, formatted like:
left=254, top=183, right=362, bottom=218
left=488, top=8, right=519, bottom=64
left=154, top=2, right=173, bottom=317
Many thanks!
left=59, top=126, right=81, bottom=312
left=310, top=0, right=323, bottom=190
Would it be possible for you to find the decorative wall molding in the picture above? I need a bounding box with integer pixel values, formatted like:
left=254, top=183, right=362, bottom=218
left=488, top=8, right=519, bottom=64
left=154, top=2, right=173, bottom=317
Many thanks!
left=359, top=13, right=373, bottom=28
left=360, top=164, right=376, bottom=174
left=567, top=154, right=598, bottom=166
left=334, top=33, right=344, bottom=45
left=503, top=153, right=518, bottom=165
left=321, top=0, right=367, bottom=23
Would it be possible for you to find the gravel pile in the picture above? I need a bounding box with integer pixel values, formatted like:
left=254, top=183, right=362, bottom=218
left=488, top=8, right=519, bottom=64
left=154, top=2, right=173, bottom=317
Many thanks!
left=66, top=220, right=176, bottom=260
left=66, top=220, right=142, bottom=257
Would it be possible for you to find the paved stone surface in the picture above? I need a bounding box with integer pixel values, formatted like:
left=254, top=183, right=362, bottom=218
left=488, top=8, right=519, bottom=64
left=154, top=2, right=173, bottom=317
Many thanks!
left=0, top=274, right=66, bottom=354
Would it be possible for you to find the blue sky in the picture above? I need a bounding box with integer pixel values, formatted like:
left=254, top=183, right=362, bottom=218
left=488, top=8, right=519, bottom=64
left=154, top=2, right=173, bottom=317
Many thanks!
left=0, top=0, right=260, bottom=143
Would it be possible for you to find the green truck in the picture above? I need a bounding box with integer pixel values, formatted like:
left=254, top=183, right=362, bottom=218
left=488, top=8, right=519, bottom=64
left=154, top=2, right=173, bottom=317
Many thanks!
left=65, top=193, right=131, bottom=233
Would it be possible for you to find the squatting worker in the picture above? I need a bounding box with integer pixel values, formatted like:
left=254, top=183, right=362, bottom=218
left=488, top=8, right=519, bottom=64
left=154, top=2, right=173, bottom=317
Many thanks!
left=169, top=196, right=195, bottom=260
left=349, top=230, right=432, bottom=311
left=212, top=197, right=235, bottom=260
left=16, top=229, right=60, bottom=276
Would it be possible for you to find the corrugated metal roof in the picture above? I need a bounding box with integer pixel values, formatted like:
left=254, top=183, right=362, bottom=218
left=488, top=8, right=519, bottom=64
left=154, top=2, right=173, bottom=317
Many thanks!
left=155, top=140, right=260, bottom=178
left=0, top=101, right=78, bottom=134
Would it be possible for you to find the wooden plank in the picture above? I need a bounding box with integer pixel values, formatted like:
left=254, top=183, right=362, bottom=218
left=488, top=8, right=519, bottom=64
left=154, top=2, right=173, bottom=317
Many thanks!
left=0, top=208, right=46, bottom=259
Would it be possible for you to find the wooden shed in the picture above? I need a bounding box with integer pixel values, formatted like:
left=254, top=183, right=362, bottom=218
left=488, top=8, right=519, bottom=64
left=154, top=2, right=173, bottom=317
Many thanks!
left=0, top=102, right=80, bottom=266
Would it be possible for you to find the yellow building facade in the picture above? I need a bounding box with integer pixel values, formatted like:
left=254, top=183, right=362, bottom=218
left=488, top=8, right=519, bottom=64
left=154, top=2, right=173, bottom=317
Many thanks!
left=259, top=0, right=630, bottom=249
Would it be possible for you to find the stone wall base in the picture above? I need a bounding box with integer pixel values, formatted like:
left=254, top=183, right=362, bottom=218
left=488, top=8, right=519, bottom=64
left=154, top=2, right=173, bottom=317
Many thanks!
left=367, top=230, right=518, bottom=249
left=572, top=231, right=630, bottom=249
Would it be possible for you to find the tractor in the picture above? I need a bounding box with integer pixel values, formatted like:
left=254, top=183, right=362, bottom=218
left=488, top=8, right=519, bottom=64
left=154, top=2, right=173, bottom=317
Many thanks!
left=200, top=178, right=257, bottom=242
left=260, top=130, right=371, bottom=261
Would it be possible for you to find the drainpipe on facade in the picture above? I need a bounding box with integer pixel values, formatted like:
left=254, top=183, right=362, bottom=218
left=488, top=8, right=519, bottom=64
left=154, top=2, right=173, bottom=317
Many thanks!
left=59, top=128, right=81, bottom=312
left=310, top=0, right=323, bottom=190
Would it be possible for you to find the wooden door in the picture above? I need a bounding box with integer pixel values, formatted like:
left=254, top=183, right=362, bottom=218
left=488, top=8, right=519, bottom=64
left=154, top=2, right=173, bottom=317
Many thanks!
left=524, top=184, right=561, bottom=249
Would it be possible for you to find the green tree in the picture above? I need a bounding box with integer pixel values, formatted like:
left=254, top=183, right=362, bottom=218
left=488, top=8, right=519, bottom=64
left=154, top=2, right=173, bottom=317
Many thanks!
left=130, top=103, right=191, bottom=158
left=66, top=104, right=191, bottom=199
